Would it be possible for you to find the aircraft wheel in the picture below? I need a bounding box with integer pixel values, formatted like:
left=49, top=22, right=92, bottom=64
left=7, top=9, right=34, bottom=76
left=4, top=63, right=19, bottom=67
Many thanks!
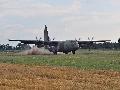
left=53, top=51, right=57, bottom=55
left=72, top=51, right=75, bottom=54
left=64, top=52, right=68, bottom=54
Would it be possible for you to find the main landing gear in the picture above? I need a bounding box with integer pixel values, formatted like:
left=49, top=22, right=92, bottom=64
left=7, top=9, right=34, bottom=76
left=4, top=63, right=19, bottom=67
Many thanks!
left=53, top=51, right=57, bottom=55
left=72, top=51, right=75, bottom=54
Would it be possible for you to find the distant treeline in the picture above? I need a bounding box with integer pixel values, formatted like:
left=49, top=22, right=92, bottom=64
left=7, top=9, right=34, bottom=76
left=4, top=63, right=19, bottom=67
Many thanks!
left=81, top=42, right=120, bottom=50
left=0, top=43, right=31, bottom=51
left=1, top=42, right=120, bottom=52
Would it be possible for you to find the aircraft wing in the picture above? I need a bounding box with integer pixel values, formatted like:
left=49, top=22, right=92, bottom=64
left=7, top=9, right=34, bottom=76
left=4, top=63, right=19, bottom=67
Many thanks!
left=9, top=39, right=44, bottom=44
left=78, top=40, right=111, bottom=44
left=44, top=41, right=59, bottom=46
left=9, top=39, right=59, bottom=46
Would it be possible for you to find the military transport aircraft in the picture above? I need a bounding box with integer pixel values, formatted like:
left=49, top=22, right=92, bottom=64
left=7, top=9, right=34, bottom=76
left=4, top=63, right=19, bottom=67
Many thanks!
left=9, top=25, right=111, bottom=54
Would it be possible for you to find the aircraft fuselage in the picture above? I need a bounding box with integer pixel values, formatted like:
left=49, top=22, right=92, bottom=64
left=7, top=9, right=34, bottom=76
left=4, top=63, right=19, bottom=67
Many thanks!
left=47, top=40, right=79, bottom=54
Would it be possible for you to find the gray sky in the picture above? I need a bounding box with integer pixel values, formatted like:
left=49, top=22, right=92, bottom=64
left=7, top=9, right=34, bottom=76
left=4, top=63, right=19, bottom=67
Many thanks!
left=0, top=0, right=120, bottom=45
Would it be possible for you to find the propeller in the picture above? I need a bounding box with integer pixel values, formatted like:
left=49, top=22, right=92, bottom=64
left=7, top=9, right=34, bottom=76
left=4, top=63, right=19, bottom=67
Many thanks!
left=88, top=36, right=94, bottom=51
left=36, top=36, right=42, bottom=41
left=88, top=37, right=94, bottom=41
left=75, top=38, right=81, bottom=41
left=39, top=37, right=42, bottom=40
left=91, top=37, right=94, bottom=41
left=35, top=26, right=43, bottom=41
left=36, top=36, right=38, bottom=40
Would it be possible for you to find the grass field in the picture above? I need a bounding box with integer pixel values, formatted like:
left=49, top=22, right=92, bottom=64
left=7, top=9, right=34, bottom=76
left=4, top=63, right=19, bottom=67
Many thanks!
left=0, top=50, right=120, bottom=89
left=1, top=50, right=120, bottom=71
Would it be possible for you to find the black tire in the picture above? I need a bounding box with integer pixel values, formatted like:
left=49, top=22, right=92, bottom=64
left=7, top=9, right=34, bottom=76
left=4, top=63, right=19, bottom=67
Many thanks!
left=65, top=52, right=68, bottom=54
left=72, top=51, right=75, bottom=54
left=53, top=51, right=57, bottom=55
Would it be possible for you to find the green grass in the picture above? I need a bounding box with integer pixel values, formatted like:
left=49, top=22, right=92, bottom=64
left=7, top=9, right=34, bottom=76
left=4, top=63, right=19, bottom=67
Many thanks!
left=1, top=50, right=120, bottom=71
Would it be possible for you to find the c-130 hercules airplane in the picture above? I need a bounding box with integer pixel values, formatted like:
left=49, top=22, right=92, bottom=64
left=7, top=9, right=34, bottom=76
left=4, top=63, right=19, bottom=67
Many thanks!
left=9, top=25, right=111, bottom=54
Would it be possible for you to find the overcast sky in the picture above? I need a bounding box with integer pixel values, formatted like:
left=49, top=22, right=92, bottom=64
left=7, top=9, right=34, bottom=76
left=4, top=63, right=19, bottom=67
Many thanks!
left=0, top=0, right=120, bottom=45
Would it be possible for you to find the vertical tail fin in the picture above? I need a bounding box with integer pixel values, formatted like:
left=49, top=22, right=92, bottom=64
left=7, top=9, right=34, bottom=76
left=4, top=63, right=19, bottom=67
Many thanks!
left=44, top=25, right=50, bottom=42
